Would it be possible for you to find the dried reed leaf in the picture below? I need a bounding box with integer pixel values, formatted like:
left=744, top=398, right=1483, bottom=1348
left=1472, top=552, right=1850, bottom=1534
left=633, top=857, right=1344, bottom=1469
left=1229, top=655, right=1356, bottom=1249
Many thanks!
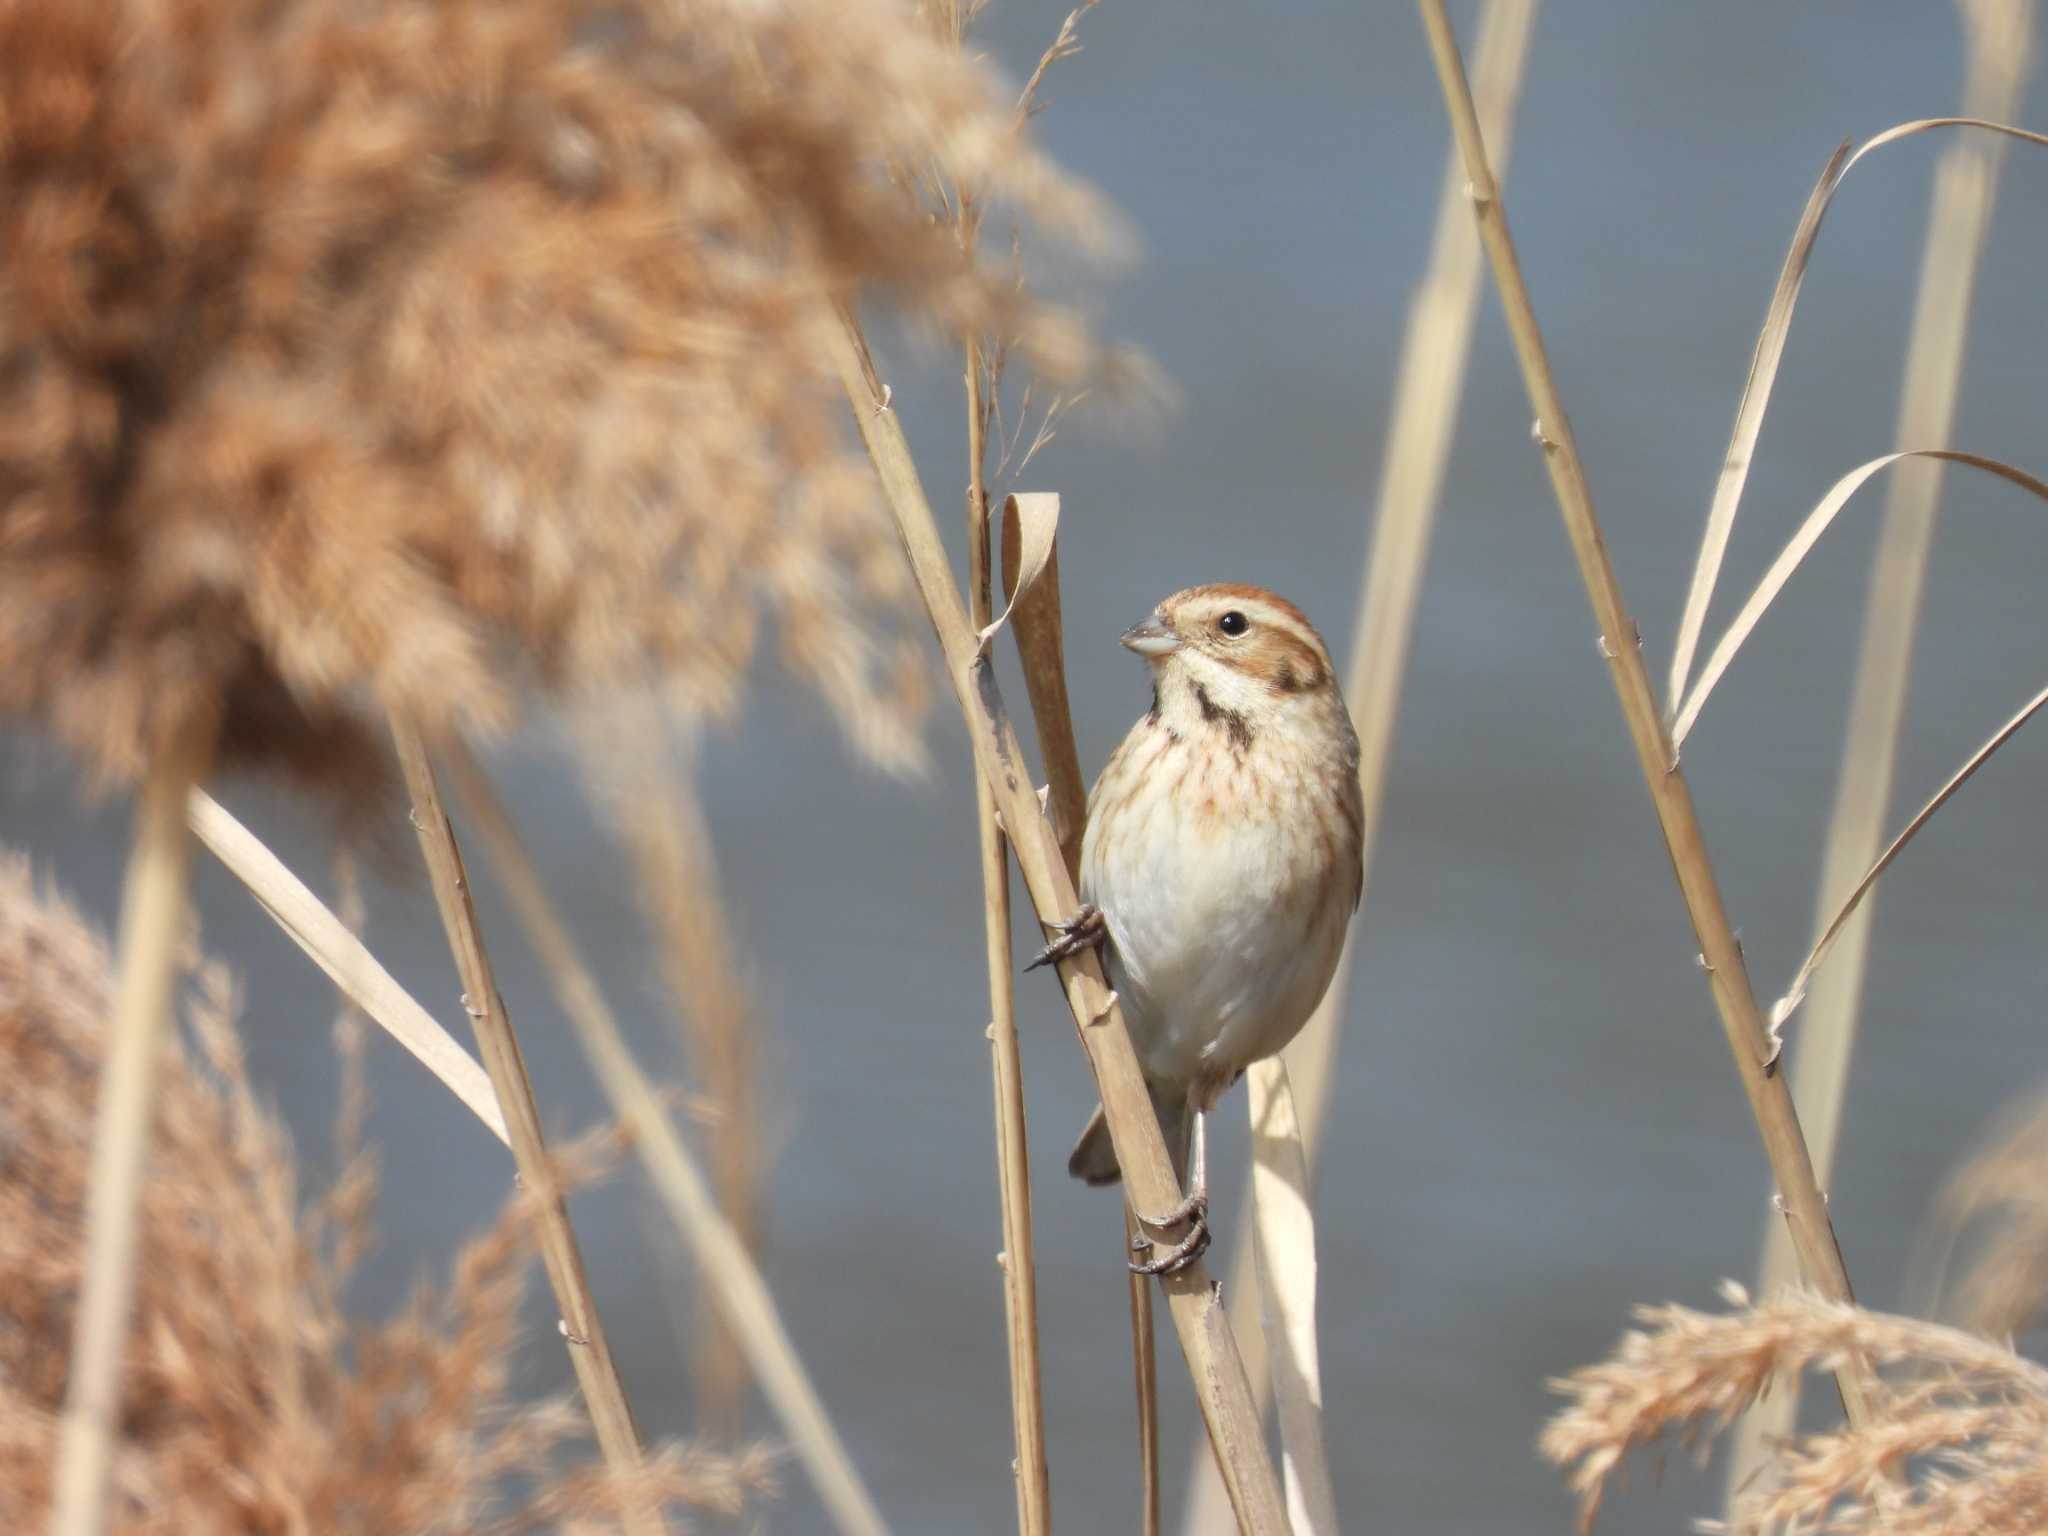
left=1674, top=450, right=2048, bottom=746
left=0, top=850, right=775, bottom=1532
left=1665, top=117, right=2048, bottom=714
left=1247, top=1062, right=1338, bottom=1535
left=975, top=492, right=1059, bottom=653
left=1770, top=676, right=2048, bottom=1043
left=187, top=789, right=510, bottom=1144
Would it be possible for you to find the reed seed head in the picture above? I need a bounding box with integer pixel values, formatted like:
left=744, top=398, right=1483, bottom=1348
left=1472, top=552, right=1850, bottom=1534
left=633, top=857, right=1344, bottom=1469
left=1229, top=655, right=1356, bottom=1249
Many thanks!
left=0, top=0, right=1115, bottom=793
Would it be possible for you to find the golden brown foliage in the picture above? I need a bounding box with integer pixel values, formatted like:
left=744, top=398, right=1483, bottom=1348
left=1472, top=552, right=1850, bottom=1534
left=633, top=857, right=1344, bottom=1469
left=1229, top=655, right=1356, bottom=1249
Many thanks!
left=1545, top=1277, right=2048, bottom=1533
left=0, top=0, right=1113, bottom=790
left=0, top=852, right=775, bottom=1532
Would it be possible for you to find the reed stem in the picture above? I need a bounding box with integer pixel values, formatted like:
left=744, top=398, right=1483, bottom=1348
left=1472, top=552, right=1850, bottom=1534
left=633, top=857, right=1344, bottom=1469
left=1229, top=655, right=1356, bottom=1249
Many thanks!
left=48, top=710, right=215, bottom=1536
left=1415, top=0, right=1881, bottom=1426
left=965, top=343, right=1053, bottom=1536
left=830, top=312, right=1290, bottom=1532
left=390, top=719, right=661, bottom=1536
left=435, top=735, right=891, bottom=1536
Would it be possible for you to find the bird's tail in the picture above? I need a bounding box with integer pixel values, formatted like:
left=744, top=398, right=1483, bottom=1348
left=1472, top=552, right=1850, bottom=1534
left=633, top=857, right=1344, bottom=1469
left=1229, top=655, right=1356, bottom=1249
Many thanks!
left=1067, top=1085, right=1191, bottom=1187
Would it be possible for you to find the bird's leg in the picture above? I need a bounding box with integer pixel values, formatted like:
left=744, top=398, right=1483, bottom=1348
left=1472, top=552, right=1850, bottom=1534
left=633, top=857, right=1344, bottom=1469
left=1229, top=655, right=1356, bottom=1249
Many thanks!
left=1128, top=1109, right=1209, bottom=1277
left=1025, top=902, right=1106, bottom=973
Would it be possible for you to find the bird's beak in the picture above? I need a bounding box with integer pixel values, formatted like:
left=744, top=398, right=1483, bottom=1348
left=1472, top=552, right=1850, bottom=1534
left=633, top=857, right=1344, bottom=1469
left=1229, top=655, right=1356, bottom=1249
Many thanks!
left=1120, top=608, right=1180, bottom=658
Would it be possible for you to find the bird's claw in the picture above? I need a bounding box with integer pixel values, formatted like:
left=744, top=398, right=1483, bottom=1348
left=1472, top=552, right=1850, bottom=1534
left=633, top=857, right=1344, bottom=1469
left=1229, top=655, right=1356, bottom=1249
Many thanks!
left=1127, top=1188, right=1210, bottom=1276
left=1026, top=902, right=1106, bottom=973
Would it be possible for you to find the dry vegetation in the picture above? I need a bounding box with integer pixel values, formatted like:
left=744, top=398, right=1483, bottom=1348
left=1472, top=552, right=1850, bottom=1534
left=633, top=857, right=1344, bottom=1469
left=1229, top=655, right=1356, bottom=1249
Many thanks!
left=6, top=0, right=2045, bottom=1531
left=0, top=854, right=776, bottom=1532
left=0, top=0, right=1112, bottom=790
left=1545, top=1180, right=2048, bottom=1534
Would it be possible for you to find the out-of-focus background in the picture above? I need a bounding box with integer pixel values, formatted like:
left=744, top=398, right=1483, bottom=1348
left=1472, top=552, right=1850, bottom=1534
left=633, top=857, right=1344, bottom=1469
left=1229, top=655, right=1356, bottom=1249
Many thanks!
left=6, top=3, right=2046, bottom=1531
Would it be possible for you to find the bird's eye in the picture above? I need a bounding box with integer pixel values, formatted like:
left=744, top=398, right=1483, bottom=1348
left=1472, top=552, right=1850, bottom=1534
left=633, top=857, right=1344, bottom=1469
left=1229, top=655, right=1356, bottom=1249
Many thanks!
left=1217, top=611, right=1249, bottom=637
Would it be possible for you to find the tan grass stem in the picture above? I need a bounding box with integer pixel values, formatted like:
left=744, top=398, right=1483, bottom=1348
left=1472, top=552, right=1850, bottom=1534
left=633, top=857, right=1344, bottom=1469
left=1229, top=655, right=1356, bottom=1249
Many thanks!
left=1415, top=0, right=1881, bottom=1426
left=1729, top=15, right=2034, bottom=1497
left=389, top=719, right=661, bottom=1536
left=1185, top=9, right=1540, bottom=1527
left=966, top=351, right=1052, bottom=1536
left=434, top=734, right=890, bottom=1536
left=48, top=709, right=215, bottom=1536
left=998, top=496, right=1151, bottom=1531
left=829, top=313, right=1290, bottom=1532
left=966, top=393, right=1048, bottom=1536
left=583, top=708, right=768, bottom=1444
left=186, top=791, right=509, bottom=1144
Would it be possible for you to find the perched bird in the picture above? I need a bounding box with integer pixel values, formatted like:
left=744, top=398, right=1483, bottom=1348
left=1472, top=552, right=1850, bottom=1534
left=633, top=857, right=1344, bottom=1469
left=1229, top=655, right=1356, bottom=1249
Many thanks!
left=1034, top=584, right=1363, bottom=1273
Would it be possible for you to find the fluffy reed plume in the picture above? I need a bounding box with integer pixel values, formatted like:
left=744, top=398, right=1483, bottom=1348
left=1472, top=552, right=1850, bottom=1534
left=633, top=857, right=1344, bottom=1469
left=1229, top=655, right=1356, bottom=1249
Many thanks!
left=0, top=852, right=776, bottom=1532
left=1544, top=1082, right=2048, bottom=1536
left=1543, top=1284, right=2048, bottom=1535
left=0, top=0, right=1112, bottom=788
left=1925, top=1086, right=2048, bottom=1339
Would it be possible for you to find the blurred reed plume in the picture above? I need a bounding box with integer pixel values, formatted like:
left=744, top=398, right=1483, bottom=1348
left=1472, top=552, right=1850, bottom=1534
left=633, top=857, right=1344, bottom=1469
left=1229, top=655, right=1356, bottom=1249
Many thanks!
left=0, top=851, right=775, bottom=1531
left=1544, top=1102, right=2048, bottom=1536
left=1546, top=1081, right=2048, bottom=1534
left=0, top=0, right=1116, bottom=790
left=1544, top=1283, right=2048, bottom=1534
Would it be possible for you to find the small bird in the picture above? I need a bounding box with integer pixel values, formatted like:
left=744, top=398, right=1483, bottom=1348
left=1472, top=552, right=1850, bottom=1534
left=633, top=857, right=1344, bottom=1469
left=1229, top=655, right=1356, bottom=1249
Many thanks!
left=1033, top=584, right=1363, bottom=1274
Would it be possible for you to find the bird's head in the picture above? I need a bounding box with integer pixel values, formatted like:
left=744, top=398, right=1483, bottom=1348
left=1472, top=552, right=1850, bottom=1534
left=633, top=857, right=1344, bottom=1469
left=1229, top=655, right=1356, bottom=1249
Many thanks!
left=1123, top=584, right=1343, bottom=742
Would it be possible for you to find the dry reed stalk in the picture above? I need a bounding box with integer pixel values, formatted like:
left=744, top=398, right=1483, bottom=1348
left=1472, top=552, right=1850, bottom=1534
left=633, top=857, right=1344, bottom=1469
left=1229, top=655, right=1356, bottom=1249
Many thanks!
left=47, top=709, right=215, bottom=1536
left=1731, top=11, right=2035, bottom=1473
left=577, top=705, right=769, bottom=1445
left=434, top=734, right=891, bottom=1536
left=828, top=316, right=1290, bottom=1533
left=186, top=790, right=509, bottom=1144
left=998, top=494, right=1156, bottom=1535
left=967, top=409, right=1052, bottom=1535
left=1413, top=0, right=1883, bottom=1427
left=389, top=718, right=660, bottom=1536
left=1184, top=6, right=1540, bottom=1526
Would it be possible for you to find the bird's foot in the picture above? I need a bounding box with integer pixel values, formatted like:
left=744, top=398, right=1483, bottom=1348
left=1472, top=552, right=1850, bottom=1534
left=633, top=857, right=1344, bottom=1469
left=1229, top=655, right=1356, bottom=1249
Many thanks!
left=1025, top=902, right=1106, bottom=973
left=1127, top=1187, right=1210, bottom=1276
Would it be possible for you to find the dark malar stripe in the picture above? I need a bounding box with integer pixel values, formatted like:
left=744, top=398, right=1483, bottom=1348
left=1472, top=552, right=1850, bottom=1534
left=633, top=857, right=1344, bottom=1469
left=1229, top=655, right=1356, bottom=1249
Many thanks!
left=1192, top=682, right=1255, bottom=752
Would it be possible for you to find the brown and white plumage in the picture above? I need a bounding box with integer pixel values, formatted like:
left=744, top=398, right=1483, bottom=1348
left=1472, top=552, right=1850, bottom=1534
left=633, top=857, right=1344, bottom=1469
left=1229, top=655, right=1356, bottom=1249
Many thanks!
left=1065, top=584, right=1363, bottom=1204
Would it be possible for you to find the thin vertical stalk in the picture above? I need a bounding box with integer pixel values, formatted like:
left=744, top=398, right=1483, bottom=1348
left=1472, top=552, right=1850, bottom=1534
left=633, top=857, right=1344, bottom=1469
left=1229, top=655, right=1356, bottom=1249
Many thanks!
left=966, top=336, right=1053, bottom=1536
left=1415, top=0, right=1881, bottom=1426
left=436, top=735, right=891, bottom=1536
left=586, top=709, right=765, bottom=1445
left=830, top=311, right=1290, bottom=1532
left=1185, top=8, right=1540, bottom=1527
left=389, top=720, right=661, bottom=1536
left=48, top=709, right=216, bottom=1536
left=997, top=499, right=1145, bottom=1533
left=1726, top=0, right=2033, bottom=1500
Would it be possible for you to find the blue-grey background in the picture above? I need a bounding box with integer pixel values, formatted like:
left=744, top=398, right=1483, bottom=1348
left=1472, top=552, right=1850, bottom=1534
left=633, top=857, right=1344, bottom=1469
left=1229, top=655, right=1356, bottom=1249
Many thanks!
left=6, top=3, right=2047, bottom=1531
